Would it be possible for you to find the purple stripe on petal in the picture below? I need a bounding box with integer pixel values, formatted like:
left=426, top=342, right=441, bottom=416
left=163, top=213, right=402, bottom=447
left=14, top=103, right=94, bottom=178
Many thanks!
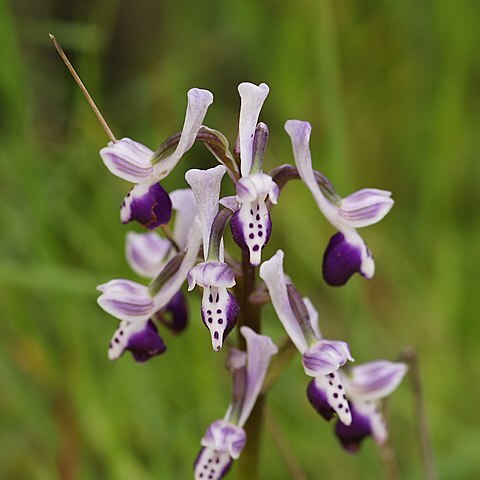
left=322, top=232, right=362, bottom=286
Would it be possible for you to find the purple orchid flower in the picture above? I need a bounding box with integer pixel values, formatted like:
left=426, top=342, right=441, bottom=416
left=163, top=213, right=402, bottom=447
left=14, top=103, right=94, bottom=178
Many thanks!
left=186, top=165, right=240, bottom=351
left=229, top=83, right=279, bottom=266
left=97, top=218, right=202, bottom=362
left=260, top=250, right=407, bottom=450
left=99, top=88, right=213, bottom=229
left=284, top=120, right=394, bottom=286
left=194, top=327, right=278, bottom=479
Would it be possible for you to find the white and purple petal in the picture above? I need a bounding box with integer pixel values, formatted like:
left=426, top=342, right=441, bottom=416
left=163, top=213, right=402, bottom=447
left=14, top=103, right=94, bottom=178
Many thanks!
left=284, top=120, right=340, bottom=225
left=201, top=419, right=247, bottom=459
left=347, top=360, right=408, bottom=401
left=237, top=82, right=270, bottom=177
left=188, top=261, right=236, bottom=291
left=237, top=327, right=278, bottom=427
left=307, top=371, right=352, bottom=425
left=259, top=251, right=309, bottom=353
left=302, top=340, right=354, bottom=377
left=185, top=165, right=227, bottom=258
left=322, top=232, right=374, bottom=286
left=100, top=137, right=154, bottom=183
left=126, top=231, right=171, bottom=278
left=121, top=182, right=172, bottom=229
left=170, top=188, right=198, bottom=249
left=108, top=319, right=166, bottom=363
left=154, top=88, right=214, bottom=179
left=97, top=279, right=156, bottom=323
left=339, top=189, right=394, bottom=228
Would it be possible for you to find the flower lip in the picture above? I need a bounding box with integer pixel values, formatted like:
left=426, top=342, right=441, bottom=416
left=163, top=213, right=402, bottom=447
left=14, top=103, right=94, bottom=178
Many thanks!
left=121, top=182, right=172, bottom=229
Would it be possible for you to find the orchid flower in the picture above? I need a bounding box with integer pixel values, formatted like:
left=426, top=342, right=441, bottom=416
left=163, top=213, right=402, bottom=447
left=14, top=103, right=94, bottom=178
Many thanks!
left=97, top=218, right=202, bottom=362
left=99, top=88, right=213, bottom=229
left=194, top=327, right=278, bottom=479
left=260, top=250, right=407, bottom=450
left=311, top=360, right=407, bottom=452
left=186, top=165, right=239, bottom=351
left=229, top=83, right=279, bottom=266
left=284, top=120, right=394, bottom=286
left=260, top=250, right=354, bottom=424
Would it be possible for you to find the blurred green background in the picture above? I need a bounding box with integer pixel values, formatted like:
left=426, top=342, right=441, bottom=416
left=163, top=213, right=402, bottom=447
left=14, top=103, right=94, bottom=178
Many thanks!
left=1, top=0, right=479, bottom=478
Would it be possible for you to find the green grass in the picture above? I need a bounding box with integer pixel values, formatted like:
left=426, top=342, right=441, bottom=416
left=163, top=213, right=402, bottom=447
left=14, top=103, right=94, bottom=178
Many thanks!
left=1, top=0, right=480, bottom=478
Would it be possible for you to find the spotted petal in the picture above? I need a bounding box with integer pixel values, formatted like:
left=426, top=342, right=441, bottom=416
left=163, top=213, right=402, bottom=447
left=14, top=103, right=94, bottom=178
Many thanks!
left=307, top=371, right=352, bottom=425
left=108, top=319, right=166, bottom=363
left=238, top=82, right=270, bottom=177
left=194, top=447, right=232, bottom=480
left=259, top=251, right=309, bottom=353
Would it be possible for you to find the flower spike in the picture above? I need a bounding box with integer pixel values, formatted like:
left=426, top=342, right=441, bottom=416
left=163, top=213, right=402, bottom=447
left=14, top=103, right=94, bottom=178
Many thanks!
left=284, top=119, right=393, bottom=286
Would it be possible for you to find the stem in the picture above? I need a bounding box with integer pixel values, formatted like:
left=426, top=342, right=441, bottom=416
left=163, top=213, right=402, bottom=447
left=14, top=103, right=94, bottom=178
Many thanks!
left=236, top=250, right=263, bottom=480
left=401, top=347, right=437, bottom=480
left=377, top=427, right=399, bottom=480
left=49, top=34, right=116, bottom=143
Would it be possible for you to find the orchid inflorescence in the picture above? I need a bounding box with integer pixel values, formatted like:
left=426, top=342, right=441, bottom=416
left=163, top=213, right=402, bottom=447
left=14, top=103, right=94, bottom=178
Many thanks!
left=95, top=82, right=406, bottom=479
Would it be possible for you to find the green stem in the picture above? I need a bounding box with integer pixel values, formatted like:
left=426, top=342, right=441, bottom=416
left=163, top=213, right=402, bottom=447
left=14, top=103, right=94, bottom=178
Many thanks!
left=236, top=250, right=263, bottom=480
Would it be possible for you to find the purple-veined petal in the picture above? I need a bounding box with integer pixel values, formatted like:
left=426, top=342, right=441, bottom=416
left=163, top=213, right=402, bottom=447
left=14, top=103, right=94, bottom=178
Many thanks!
left=346, top=361, right=408, bottom=401
left=97, top=279, right=156, bottom=322
left=307, top=371, right=352, bottom=425
left=235, top=173, right=278, bottom=204
left=188, top=261, right=236, bottom=291
left=126, top=231, right=171, bottom=278
left=284, top=120, right=339, bottom=225
left=120, top=182, right=172, bottom=229
left=108, top=319, right=166, bottom=363
left=154, top=290, right=188, bottom=333
left=237, top=327, right=278, bottom=427
left=339, top=188, right=394, bottom=228
left=259, top=251, right=309, bottom=353
left=302, top=339, right=354, bottom=377
left=100, top=137, right=154, bottom=183
left=323, top=231, right=375, bottom=286
left=201, top=419, right=247, bottom=459
left=185, top=165, right=226, bottom=258
left=194, top=447, right=233, bottom=480
left=170, top=188, right=198, bottom=249
left=238, top=82, right=269, bottom=177
left=201, top=287, right=239, bottom=351
left=154, top=88, right=214, bottom=179
left=303, top=297, right=322, bottom=340
left=334, top=402, right=373, bottom=453
left=219, top=195, right=240, bottom=212
left=152, top=218, right=202, bottom=310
